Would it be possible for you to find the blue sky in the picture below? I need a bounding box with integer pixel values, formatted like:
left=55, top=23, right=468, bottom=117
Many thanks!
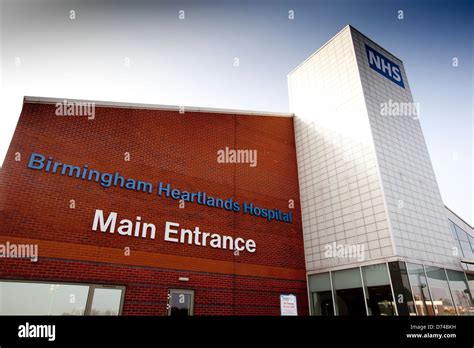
left=0, top=0, right=472, bottom=223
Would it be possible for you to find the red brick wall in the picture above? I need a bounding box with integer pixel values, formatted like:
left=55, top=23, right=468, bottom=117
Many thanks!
left=0, top=101, right=307, bottom=315
left=1, top=258, right=308, bottom=316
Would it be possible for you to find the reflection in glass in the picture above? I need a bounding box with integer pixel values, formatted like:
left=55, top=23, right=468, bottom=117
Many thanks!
left=448, top=220, right=458, bottom=240
left=90, top=288, right=123, bottom=315
left=0, top=281, right=88, bottom=315
left=449, top=221, right=465, bottom=258
left=388, top=261, right=416, bottom=315
left=308, top=273, right=334, bottom=316
left=362, top=264, right=395, bottom=316
left=446, top=270, right=474, bottom=316
left=467, top=274, right=474, bottom=298
left=425, top=266, right=456, bottom=315
left=332, top=268, right=366, bottom=316
left=455, top=225, right=469, bottom=242
left=460, top=240, right=474, bottom=259
left=406, top=263, right=433, bottom=316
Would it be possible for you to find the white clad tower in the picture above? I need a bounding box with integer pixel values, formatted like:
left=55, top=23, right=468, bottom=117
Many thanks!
left=288, top=25, right=460, bottom=280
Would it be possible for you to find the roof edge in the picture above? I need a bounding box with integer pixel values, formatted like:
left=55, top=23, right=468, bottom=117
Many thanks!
left=348, top=25, right=404, bottom=63
left=287, top=24, right=352, bottom=76
left=445, top=205, right=474, bottom=230
left=23, top=96, right=294, bottom=118
left=288, top=24, right=404, bottom=76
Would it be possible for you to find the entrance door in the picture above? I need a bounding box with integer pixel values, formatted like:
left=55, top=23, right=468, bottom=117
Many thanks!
left=167, top=289, right=194, bottom=316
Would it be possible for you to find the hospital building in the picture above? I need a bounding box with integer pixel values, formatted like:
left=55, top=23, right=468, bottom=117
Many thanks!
left=0, top=25, right=472, bottom=316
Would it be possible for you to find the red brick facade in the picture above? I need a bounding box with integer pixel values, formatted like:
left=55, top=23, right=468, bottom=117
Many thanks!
left=0, top=100, right=308, bottom=315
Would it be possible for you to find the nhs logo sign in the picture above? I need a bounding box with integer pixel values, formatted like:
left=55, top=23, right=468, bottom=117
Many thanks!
left=365, top=44, right=405, bottom=88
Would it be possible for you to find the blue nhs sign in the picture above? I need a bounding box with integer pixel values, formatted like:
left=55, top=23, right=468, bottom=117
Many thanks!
left=365, top=44, right=405, bottom=88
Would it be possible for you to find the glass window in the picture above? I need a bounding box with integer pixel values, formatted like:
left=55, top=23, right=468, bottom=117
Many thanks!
left=425, top=266, right=456, bottom=315
left=448, top=221, right=464, bottom=257
left=406, top=263, right=434, bottom=315
left=362, top=264, right=396, bottom=316
left=0, top=281, right=125, bottom=316
left=469, top=235, right=474, bottom=252
left=454, top=239, right=465, bottom=257
left=90, top=287, right=123, bottom=315
left=0, top=281, right=89, bottom=315
left=446, top=270, right=474, bottom=316
left=332, top=268, right=366, bottom=316
left=467, top=274, right=474, bottom=298
left=308, top=272, right=334, bottom=316
left=448, top=220, right=458, bottom=240
left=388, top=261, right=416, bottom=315
left=455, top=225, right=469, bottom=242
left=460, top=241, right=473, bottom=258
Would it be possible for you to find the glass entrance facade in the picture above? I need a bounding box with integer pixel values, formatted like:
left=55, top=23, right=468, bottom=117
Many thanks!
left=308, top=262, right=474, bottom=316
left=332, top=268, right=366, bottom=316
left=308, top=272, right=334, bottom=316
left=361, top=264, right=396, bottom=316
left=406, top=262, right=434, bottom=316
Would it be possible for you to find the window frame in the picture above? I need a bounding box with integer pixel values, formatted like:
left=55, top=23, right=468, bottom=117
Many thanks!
left=85, top=284, right=126, bottom=316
